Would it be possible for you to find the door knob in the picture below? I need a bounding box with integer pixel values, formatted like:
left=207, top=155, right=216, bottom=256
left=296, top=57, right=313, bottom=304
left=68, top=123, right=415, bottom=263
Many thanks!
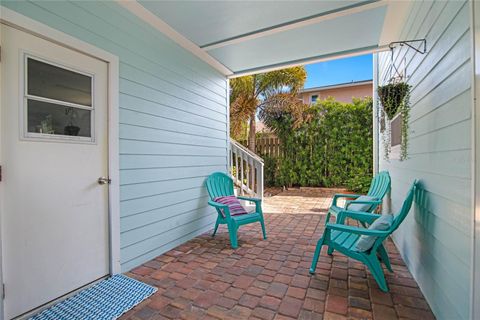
left=98, top=177, right=111, bottom=185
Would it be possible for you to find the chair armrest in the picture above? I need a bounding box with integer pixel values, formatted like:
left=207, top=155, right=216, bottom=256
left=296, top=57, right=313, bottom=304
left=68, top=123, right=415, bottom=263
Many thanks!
left=337, top=210, right=380, bottom=225
left=237, top=196, right=261, bottom=204
left=345, top=199, right=381, bottom=211
left=332, top=193, right=362, bottom=206
left=237, top=196, right=262, bottom=213
left=326, top=223, right=389, bottom=236
left=208, top=200, right=231, bottom=218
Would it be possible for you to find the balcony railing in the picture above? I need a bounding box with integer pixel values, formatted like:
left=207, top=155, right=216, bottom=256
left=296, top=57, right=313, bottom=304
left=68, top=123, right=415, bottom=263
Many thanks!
left=229, top=139, right=264, bottom=199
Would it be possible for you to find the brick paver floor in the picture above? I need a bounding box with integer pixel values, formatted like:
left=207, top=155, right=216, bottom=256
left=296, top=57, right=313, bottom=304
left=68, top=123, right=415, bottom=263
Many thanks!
left=121, top=188, right=435, bottom=320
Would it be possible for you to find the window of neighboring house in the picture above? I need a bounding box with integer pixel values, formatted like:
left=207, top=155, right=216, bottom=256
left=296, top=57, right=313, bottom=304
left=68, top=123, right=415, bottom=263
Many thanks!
left=390, top=113, right=402, bottom=147
left=311, top=95, right=318, bottom=103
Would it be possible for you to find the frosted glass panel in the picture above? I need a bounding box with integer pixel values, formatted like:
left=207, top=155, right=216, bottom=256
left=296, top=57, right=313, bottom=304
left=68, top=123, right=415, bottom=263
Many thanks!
left=27, top=100, right=92, bottom=138
left=27, top=58, right=92, bottom=106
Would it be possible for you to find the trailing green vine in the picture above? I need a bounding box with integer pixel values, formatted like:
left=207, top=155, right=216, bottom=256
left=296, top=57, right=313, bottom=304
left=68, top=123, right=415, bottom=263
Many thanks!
left=380, top=107, right=391, bottom=160
left=377, top=82, right=411, bottom=161
left=399, top=90, right=410, bottom=160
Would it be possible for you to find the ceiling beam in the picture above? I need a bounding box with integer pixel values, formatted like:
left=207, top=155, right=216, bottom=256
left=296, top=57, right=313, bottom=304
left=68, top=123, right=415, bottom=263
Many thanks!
left=116, top=0, right=233, bottom=76
left=229, top=45, right=390, bottom=79
left=201, top=0, right=388, bottom=52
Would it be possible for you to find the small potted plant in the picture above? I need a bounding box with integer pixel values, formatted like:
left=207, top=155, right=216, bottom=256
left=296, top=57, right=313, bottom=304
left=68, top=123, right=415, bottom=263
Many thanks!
left=64, top=107, right=81, bottom=136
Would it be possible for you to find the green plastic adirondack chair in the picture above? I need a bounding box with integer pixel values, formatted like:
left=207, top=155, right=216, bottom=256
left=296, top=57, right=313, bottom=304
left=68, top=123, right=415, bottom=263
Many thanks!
left=325, top=171, right=391, bottom=225
left=310, top=181, right=417, bottom=292
left=205, top=172, right=266, bottom=249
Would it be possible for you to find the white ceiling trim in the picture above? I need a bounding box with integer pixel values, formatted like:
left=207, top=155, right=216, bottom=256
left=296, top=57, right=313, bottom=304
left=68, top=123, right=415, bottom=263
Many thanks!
left=116, top=0, right=233, bottom=76
left=201, top=0, right=388, bottom=52
left=229, top=45, right=389, bottom=78
left=378, top=0, right=413, bottom=46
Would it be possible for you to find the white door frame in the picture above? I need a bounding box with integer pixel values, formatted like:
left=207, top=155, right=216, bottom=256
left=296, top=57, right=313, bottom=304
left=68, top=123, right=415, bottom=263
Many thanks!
left=0, top=6, right=120, bottom=316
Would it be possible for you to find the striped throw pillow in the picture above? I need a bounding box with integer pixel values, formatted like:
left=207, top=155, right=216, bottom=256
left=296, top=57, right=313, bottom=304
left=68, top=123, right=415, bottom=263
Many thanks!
left=213, top=196, right=248, bottom=218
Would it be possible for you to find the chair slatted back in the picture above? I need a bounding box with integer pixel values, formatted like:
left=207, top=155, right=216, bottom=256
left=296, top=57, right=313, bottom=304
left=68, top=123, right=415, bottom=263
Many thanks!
left=367, top=171, right=391, bottom=200
left=390, top=181, right=418, bottom=232
left=205, top=172, right=234, bottom=200
left=371, top=181, right=417, bottom=252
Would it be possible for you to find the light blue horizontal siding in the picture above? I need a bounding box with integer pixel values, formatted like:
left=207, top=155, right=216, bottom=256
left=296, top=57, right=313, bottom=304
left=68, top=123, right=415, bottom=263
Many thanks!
left=1, top=1, right=228, bottom=271
left=378, top=1, right=472, bottom=319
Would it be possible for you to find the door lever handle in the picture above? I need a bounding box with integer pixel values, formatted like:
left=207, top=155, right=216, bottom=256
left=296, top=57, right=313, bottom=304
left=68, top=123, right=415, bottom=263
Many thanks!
left=98, top=177, right=111, bottom=185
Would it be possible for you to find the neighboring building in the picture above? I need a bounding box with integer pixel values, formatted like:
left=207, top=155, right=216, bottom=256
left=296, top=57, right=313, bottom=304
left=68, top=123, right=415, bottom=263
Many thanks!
left=298, top=79, right=372, bottom=104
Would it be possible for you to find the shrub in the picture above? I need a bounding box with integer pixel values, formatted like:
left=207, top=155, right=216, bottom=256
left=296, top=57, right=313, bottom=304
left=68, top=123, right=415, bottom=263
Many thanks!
left=260, top=97, right=373, bottom=193
left=261, top=154, right=280, bottom=187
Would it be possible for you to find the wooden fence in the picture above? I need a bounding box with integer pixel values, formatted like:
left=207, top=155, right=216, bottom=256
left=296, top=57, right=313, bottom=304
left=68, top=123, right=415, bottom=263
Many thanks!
left=256, top=136, right=282, bottom=157
left=241, top=135, right=282, bottom=158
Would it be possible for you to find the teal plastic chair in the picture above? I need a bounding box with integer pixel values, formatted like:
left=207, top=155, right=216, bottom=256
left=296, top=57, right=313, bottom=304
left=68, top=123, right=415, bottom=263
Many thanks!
left=325, top=171, right=391, bottom=225
left=310, top=181, right=417, bottom=292
left=205, top=172, right=266, bottom=249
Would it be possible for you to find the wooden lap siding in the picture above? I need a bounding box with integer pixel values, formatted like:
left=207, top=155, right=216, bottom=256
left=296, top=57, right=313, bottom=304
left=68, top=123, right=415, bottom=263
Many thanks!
left=377, top=1, right=472, bottom=319
left=1, top=1, right=228, bottom=272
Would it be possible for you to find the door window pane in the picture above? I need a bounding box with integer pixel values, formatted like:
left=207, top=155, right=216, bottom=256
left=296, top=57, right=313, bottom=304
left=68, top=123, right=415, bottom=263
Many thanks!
left=27, top=100, right=92, bottom=138
left=27, top=58, right=92, bottom=107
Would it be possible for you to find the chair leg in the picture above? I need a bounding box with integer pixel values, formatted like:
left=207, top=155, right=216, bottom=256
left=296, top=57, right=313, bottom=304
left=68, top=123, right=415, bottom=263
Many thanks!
left=327, top=246, right=334, bottom=255
left=366, top=256, right=388, bottom=292
left=325, top=210, right=335, bottom=255
left=260, top=218, right=267, bottom=240
left=310, top=234, right=325, bottom=274
left=212, top=218, right=220, bottom=237
left=227, top=222, right=238, bottom=249
left=378, top=244, right=393, bottom=272
left=325, top=210, right=331, bottom=225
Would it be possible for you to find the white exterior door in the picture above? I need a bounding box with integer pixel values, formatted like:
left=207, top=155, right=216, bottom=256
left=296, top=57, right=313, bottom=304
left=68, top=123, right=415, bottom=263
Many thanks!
left=0, top=24, right=110, bottom=319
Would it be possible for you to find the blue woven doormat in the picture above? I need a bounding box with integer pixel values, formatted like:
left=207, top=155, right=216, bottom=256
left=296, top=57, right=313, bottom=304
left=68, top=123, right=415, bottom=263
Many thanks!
left=30, top=275, right=157, bottom=320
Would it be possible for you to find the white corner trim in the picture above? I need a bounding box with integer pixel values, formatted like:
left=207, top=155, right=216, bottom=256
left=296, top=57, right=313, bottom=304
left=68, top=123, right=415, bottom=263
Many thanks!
left=226, top=78, right=231, bottom=174
left=372, top=53, right=380, bottom=175
left=116, top=0, right=233, bottom=76
left=202, top=0, right=388, bottom=51
left=471, top=0, right=479, bottom=318
left=378, top=0, right=413, bottom=47
left=0, top=6, right=121, bottom=275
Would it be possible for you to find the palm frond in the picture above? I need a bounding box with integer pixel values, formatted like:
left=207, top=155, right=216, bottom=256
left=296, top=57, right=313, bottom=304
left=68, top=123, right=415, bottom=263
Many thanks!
left=256, top=67, right=306, bottom=98
left=229, top=66, right=307, bottom=138
left=259, top=93, right=307, bottom=133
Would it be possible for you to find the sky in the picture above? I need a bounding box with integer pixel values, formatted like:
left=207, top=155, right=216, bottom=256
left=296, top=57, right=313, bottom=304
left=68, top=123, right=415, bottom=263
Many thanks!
left=304, top=54, right=373, bottom=88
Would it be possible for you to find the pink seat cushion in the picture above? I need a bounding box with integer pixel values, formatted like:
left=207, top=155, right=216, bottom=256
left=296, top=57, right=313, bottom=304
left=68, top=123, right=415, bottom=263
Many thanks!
left=213, top=196, right=248, bottom=218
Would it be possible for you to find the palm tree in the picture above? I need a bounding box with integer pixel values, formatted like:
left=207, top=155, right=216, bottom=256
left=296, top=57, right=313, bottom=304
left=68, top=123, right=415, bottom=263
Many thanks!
left=230, top=67, right=307, bottom=152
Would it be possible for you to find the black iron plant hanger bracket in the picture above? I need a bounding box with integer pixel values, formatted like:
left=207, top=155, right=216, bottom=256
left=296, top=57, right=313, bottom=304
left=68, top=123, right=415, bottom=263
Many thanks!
left=388, top=39, right=427, bottom=54
left=385, top=39, right=427, bottom=83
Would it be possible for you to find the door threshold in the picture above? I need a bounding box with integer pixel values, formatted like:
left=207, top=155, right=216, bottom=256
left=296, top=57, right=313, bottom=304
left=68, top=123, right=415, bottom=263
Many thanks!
left=12, top=275, right=110, bottom=320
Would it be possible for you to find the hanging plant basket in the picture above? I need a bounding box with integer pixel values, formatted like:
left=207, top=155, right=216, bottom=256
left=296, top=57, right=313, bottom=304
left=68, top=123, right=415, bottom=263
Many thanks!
left=377, top=81, right=411, bottom=161
left=377, top=82, right=410, bottom=119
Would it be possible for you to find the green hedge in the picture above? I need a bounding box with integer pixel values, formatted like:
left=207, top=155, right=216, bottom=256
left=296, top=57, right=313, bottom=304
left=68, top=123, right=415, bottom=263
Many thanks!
left=262, top=98, right=373, bottom=193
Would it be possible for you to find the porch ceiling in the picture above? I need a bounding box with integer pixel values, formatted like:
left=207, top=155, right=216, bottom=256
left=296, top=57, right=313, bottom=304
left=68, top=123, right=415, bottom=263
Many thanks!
left=127, top=0, right=409, bottom=76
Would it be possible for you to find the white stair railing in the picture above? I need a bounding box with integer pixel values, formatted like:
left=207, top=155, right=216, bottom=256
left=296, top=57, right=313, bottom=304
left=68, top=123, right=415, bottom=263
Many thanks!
left=230, top=139, right=264, bottom=199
